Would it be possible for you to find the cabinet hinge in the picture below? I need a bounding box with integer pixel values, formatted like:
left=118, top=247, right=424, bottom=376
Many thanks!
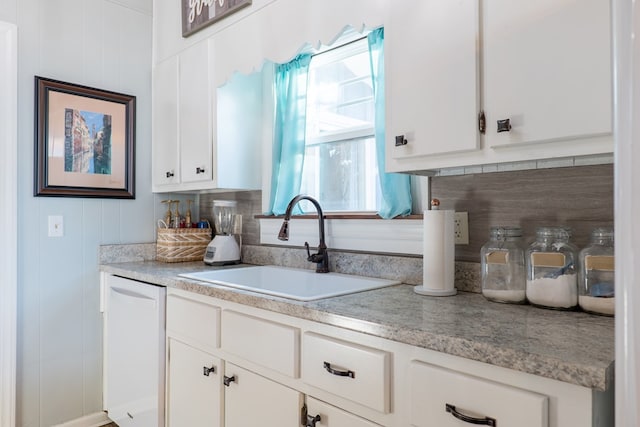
left=478, top=111, right=486, bottom=134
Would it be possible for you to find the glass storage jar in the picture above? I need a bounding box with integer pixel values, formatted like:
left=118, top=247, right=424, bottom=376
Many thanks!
left=526, top=227, right=578, bottom=310
left=578, top=227, right=615, bottom=316
left=480, top=226, right=526, bottom=304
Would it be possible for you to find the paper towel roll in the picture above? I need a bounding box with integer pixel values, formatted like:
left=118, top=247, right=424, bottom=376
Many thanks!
left=415, top=209, right=457, bottom=296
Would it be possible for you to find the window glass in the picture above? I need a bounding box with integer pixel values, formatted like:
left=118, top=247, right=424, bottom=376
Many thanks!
left=300, top=37, right=381, bottom=213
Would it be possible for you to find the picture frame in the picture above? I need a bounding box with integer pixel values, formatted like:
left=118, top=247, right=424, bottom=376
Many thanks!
left=34, top=76, right=136, bottom=199
left=182, top=0, right=252, bottom=38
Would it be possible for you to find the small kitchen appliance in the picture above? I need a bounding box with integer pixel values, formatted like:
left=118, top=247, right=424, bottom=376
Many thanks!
left=204, top=200, right=241, bottom=265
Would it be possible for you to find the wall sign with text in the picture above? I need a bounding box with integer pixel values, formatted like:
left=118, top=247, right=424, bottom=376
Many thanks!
left=182, top=0, right=252, bottom=37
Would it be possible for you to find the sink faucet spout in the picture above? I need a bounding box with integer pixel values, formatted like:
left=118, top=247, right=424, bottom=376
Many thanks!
left=277, top=194, right=329, bottom=273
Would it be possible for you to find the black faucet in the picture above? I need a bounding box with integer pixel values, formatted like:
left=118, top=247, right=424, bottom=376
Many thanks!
left=277, top=195, right=329, bottom=273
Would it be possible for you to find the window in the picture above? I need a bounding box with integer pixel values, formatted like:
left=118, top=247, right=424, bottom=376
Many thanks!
left=268, top=27, right=411, bottom=219
left=299, top=37, right=381, bottom=213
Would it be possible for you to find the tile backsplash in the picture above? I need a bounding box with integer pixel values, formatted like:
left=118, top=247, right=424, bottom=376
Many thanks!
left=432, top=163, right=613, bottom=262
left=200, top=164, right=614, bottom=264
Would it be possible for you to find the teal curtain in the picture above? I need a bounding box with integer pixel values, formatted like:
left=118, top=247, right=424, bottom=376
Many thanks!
left=368, top=28, right=412, bottom=218
left=268, top=54, right=312, bottom=215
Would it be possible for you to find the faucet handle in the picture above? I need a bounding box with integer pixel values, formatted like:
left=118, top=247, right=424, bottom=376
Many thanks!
left=304, top=242, right=313, bottom=260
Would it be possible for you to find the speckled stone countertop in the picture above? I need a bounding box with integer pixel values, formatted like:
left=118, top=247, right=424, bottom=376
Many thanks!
left=100, top=260, right=614, bottom=391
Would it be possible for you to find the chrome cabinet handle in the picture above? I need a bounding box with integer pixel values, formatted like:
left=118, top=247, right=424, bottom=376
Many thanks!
left=445, top=403, right=496, bottom=426
left=323, top=361, right=355, bottom=378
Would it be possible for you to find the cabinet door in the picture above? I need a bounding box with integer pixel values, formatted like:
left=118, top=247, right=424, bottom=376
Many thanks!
left=483, top=0, right=612, bottom=148
left=179, top=40, right=213, bottom=184
left=166, top=339, right=222, bottom=427
left=386, top=0, right=480, bottom=171
left=305, top=397, right=382, bottom=427
left=224, top=363, right=303, bottom=427
left=152, top=56, right=180, bottom=189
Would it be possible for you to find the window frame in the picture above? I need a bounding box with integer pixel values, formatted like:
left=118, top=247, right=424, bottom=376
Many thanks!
left=300, top=35, right=380, bottom=214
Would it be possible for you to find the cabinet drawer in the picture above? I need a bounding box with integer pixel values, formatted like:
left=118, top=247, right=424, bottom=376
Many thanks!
left=221, top=310, right=300, bottom=378
left=306, top=396, right=382, bottom=427
left=302, top=332, right=390, bottom=413
left=409, top=361, right=548, bottom=427
left=166, top=294, right=220, bottom=351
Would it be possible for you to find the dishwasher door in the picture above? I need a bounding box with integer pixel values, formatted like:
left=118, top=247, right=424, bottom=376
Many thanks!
left=104, top=275, right=166, bottom=427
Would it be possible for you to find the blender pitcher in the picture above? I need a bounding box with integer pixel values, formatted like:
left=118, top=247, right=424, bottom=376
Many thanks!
left=203, top=200, right=241, bottom=265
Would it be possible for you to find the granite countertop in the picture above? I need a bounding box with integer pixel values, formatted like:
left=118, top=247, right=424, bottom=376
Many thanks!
left=100, top=260, right=615, bottom=391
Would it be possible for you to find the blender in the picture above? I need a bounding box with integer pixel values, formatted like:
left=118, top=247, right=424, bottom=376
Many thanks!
left=203, top=200, right=241, bottom=265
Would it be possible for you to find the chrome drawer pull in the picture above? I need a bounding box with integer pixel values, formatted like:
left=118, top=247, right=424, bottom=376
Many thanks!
left=445, top=403, right=496, bottom=426
left=323, top=361, right=355, bottom=378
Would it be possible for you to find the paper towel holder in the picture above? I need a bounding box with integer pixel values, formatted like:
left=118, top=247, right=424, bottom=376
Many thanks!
left=416, top=205, right=457, bottom=297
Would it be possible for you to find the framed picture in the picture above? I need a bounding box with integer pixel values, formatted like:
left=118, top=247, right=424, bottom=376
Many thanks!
left=34, top=76, right=135, bottom=198
left=182, top=0, right=252, bottom=37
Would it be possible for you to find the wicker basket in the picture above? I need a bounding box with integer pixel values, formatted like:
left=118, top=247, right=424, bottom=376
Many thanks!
left=156, top=227, right=211, bottom=263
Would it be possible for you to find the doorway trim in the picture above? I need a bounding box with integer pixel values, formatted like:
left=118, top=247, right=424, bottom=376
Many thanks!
left=0, top=20, right=18, bottom=427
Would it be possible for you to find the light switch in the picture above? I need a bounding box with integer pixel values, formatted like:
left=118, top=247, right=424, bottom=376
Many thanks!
left=48, top=215, right=64, bottom=237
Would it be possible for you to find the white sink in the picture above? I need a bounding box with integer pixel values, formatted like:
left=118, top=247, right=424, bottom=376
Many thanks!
left=179, top=265, right=400, bottom=301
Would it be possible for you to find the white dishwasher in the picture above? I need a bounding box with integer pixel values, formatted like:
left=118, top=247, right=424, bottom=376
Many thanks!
left=103, top=274, right=166, bottom=427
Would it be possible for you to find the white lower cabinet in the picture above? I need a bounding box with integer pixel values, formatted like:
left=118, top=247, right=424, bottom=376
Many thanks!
left=305, top=397, right=382, bottom=427
left=409, top=361, right=548, bottom=427
left=224, top=362, right=303, bottom=426
left=163, top=288, right=611, bottom=427
left=166, top=339, right=222, bottom=427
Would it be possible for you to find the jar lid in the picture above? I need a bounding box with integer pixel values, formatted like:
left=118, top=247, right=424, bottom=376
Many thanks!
left=490, top=226, right=522, bottom=238
left=591, top=227, right=614, bottom=239
left=536, top=226, right=572, bottom=239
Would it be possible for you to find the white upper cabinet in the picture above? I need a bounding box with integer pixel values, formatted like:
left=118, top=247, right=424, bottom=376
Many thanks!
left=152, top=37, right=263, bottom=192
left=386, top=0, right=613, bottom=173
left=152, top=55, right=179, bottom=188
left=385, top=0, right=480, bottom=165
left=178, top=41, right=213, bottom=185
left=483, top=0, right=612, bottom=148
left=152, top=41, right=213, bottom=191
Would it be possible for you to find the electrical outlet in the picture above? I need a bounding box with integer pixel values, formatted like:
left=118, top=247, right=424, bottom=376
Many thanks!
left=454, top=212, right=469, bottom=245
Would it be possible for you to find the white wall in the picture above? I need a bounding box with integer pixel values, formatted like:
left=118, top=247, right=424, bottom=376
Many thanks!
left=0, top=0, right=157, bottom=425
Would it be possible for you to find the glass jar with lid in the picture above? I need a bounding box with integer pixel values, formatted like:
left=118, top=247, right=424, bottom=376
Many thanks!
left=526, top=227, right=578, bottom=310
left=480, top=226, right=526, bottom=304
left=578, top=227, right=614, bottom=316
